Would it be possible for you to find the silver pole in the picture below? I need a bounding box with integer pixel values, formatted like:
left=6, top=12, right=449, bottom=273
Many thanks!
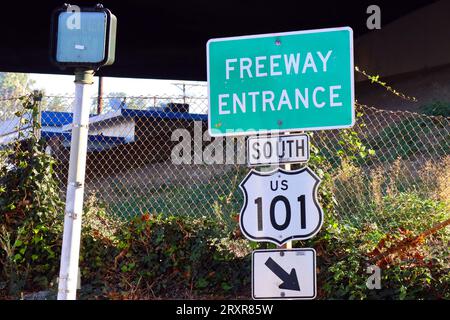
left=279, top=132, right=292, bottom=250
left=57, top=69, right=94, bottom=300
left=97, top=76, right=103, bottom=115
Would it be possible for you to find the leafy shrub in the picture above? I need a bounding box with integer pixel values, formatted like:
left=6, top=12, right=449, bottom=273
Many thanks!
left=378, top=192, right=448, bottom=233
left=0, top=93, right=64, bottom=296
left=310, top=148, right=450, bottom=300
left=110, top=213, right=251, bottom=299
left=308, top=210, right=449, bottom=300
left=78, top=193, right=122, bottom=289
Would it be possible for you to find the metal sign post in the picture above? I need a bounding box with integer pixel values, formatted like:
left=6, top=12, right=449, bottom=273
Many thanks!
left=282, top=140, right=293, bottom=250
left=50, top=4, right=117, bottom=300
left=57, top=69, right=94, bottom=300
left=281, top=131, right=300, bottom=250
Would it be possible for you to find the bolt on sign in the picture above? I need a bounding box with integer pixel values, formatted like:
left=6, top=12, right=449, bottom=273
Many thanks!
left=207, top=27, right=354, bottom=137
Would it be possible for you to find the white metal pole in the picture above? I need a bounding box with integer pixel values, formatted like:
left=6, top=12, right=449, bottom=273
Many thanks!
left=57, top=69, right=94, bottom=300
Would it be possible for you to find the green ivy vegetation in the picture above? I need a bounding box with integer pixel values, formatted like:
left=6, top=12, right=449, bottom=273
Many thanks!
left=305, top=195, right=449, bottom=300
left=0, top=93, right=63, bottom=296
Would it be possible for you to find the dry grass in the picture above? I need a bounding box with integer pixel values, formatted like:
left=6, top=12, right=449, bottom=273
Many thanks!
left=332, top=156, right=450, bottom=227
left=418, top=156, right=450, bottom=207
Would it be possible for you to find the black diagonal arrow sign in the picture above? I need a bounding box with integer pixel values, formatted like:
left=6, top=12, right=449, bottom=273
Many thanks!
left=265, top=257, right=300, bottom=291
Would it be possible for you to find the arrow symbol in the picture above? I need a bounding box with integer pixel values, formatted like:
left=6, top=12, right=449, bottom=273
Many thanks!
left=265, top=257, right=300, bottom=291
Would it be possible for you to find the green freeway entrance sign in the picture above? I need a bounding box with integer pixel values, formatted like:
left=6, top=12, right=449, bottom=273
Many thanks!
left=207, top=27, right=354, bottom=137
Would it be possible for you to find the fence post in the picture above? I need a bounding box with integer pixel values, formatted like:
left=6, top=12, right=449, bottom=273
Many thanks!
left=57, top=69, right=94, bottom=300
left=32, top=90, right=43, bottom=141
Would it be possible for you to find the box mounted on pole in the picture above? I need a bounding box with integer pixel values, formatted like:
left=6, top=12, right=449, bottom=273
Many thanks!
left=51, top=3, right=117, bottom=300
left=50, top=3, right=117, bottom=70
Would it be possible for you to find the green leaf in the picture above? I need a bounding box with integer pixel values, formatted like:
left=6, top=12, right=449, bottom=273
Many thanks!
left=196, top=278, right=209, bottom=289
left=221, top=282, right=233, bottom=291
left=14, top=240, right=23, bottom=247
left=18, top=161, right=28, bottom=168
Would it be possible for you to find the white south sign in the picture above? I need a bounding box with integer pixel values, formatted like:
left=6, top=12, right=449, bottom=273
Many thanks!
left=247, top=134, right=310, bottom=166
left=239, top=167, right=323, bottom=245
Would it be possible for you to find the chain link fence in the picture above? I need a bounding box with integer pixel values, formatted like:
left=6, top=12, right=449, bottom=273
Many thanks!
left=1, top=93, right=449, bottom=228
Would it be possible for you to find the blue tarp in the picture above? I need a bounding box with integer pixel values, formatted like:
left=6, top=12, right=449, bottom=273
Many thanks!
left=41, top=111, right=73, bottom=127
